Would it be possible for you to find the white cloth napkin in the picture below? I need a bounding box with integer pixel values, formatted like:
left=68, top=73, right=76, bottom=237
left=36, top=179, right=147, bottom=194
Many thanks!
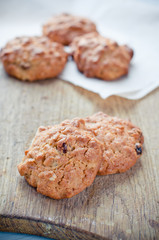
left=0, top=0, right=159, bottom=99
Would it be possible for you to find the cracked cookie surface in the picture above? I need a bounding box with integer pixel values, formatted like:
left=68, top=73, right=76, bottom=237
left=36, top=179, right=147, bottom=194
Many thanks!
left=0, top=36, right=67, bottom=81
left=18, top=118, right=102, bottom=199
left=71, top=32, right=133, bottom=80
left=42, top=13, right=97, bottom=45
left=85, top=112, right=144, bottom=175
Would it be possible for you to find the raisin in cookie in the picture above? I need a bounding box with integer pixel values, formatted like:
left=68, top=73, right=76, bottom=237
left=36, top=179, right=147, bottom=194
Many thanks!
left=42, top=13, right=97, bottom=45
left=18, top=118, right=103, bottom=199
left=85, top=112, right=144, bottom=175
left=71, top=32, right=133, bottom=81
left=0, top=36, right=67, bottom=81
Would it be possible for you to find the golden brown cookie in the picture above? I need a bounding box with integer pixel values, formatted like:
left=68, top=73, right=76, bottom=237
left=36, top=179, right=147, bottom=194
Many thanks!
left=42, top=13, right=97, bottom=45
left=70, top=32, right=133, bottom=81
left=0, top=36, right=67, bottom=81
left=85, top=112, right=144, bottom=175
left=18, top=118, right=103, bottom=199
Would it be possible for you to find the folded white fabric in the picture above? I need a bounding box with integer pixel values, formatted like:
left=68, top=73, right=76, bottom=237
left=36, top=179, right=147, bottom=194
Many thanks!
left=0, top=0, right=159, bottom=99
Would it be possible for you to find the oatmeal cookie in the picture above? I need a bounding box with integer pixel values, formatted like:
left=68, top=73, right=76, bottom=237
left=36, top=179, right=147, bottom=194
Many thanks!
left=71, top=32, right=133, bottom=80
left=0, top=36, right=67, bottom=81
left=85, top=112, right=144, bottom=175
left=18, top=118, right=103, bottom=199
left=42, top=13, right=97, bottom=45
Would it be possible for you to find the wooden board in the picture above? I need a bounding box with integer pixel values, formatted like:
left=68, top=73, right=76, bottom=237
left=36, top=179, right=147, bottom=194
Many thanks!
left=0, top=63, right=159, bottom=240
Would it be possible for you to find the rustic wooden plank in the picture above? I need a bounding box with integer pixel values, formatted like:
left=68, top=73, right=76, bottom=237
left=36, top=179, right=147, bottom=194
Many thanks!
left=0, top=63, right=159, bottom=240
left=0, top=216, right=106, bottom=240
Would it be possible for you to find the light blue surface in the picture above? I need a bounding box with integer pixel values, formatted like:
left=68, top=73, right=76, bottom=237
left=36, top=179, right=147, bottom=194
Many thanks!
left=0, top=233, right=53, bottom=240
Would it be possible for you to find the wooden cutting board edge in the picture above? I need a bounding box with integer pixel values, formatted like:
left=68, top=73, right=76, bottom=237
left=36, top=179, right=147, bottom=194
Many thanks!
left=0, top=214, right=107, bottom=240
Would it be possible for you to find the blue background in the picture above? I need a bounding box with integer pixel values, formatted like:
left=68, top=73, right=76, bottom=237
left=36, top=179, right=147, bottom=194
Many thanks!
left=0, top=233, right=53, bottom=240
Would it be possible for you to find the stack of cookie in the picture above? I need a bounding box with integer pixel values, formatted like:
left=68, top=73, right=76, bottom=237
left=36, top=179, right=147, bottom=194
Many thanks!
left=18, top=112, right=144, bottom=199
left=0, top=13, right=133, bottom=81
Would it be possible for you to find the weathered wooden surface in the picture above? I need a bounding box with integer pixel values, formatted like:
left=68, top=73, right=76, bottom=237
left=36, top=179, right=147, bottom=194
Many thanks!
left=0, top=63, right=159, bottom=239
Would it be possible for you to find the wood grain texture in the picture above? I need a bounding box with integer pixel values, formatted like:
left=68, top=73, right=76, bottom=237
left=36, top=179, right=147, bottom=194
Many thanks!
left=0, top=63, right=159, bottom=240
